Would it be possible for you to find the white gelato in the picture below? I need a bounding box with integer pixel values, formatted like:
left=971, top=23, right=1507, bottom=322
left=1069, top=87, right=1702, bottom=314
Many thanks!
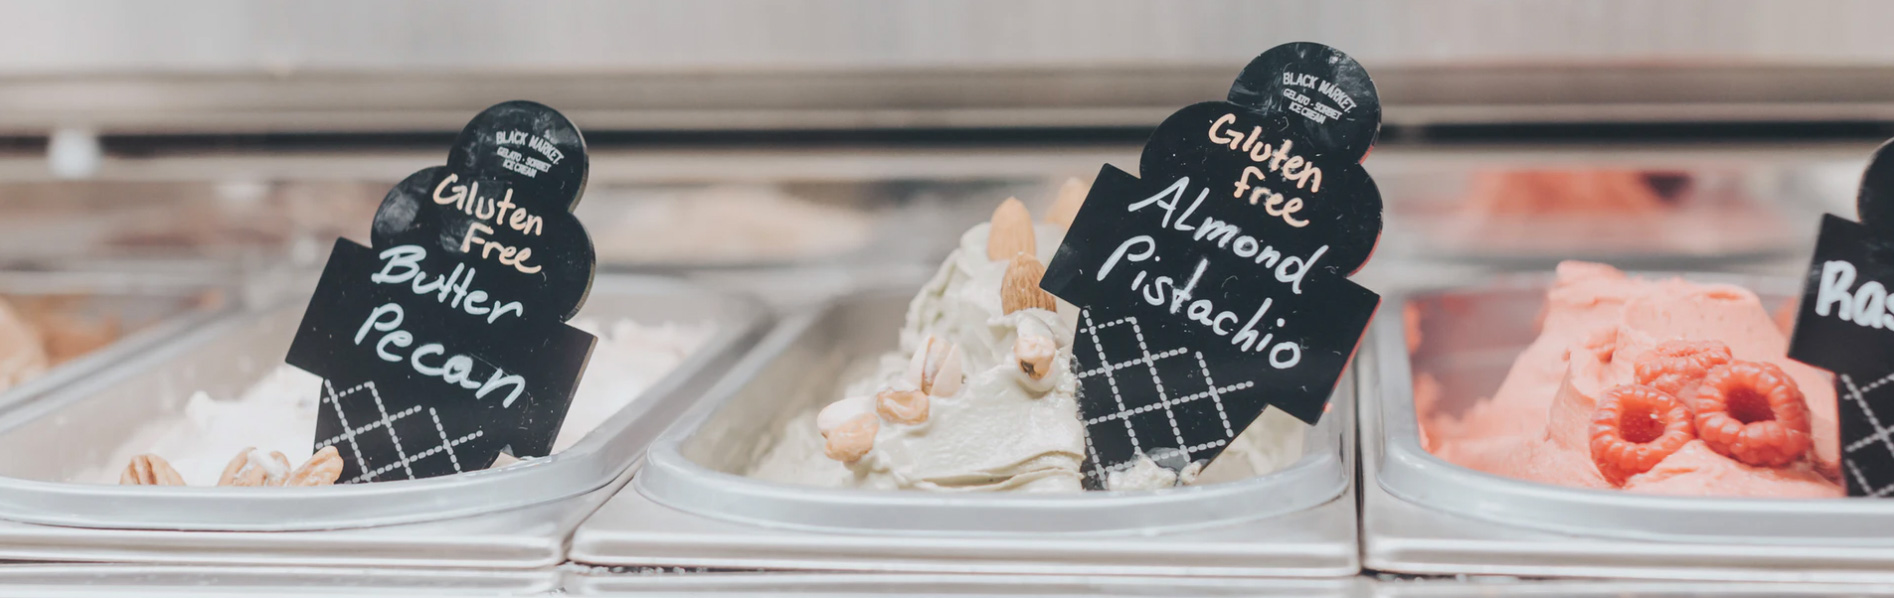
left=750, top=219, right=1087, bottom=492
left=749, top=197, right=1308, bottom=493
left=85, top=318, right=712, bottom=485
left=1107, top=408, right=1308, bottom=490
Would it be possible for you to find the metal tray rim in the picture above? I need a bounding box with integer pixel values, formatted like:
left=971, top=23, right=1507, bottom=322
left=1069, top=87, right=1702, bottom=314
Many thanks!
left=566, top=571, right=1367, bottom=596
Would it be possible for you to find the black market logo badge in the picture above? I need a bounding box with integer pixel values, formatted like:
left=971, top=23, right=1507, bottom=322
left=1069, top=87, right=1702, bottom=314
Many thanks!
left=1789, top=140, right=1894, bottom=497
left=286, top=101, right=596, bottom=483
left=1041, top=42, right=1382, bottom=488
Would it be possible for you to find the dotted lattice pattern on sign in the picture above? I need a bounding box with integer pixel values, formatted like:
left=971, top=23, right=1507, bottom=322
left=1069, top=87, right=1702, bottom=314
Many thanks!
left=1075, top=310, right=1264, bottom=487
left=314, top=379, right=483, bottom=484
left=1840, top=373, right=1894, bottom=497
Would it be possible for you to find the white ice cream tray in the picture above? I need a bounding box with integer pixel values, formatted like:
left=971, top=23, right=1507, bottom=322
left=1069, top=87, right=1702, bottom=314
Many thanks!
left=0, top=274, right=766, bottom=568
left=567, top=571, right=1367, bottom=597
left=569, top=290, right=1359, bottom=577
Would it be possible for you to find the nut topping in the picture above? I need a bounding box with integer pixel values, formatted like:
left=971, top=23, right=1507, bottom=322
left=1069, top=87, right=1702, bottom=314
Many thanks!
left=986, top=197, right=1036, bottom=261
left=906, top=335, right=964, bottom=397
left=876, top=388, right=930, bottom=424
left=120, top=454, right=186, bottom=486
left=1044, top=177, right=1089, bottom=228
left=1014, top=334, right=1057, bottom=380
left=823, top=413, right=879, bottom=463
left=1001, top=254, right=1058, bottom=314
left=217, top=447, right=290, bottom=487
left=817, top=395, right=874, bottom=434
left=284, top=446, right=344, bottom=487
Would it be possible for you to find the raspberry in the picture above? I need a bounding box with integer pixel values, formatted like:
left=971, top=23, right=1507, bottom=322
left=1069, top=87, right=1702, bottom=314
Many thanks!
left=1633, top=340, right=1733, bottom=399
left=1691, top=360, right=1813, bottom=468
left=1589, top=385, right=1695, bottom=486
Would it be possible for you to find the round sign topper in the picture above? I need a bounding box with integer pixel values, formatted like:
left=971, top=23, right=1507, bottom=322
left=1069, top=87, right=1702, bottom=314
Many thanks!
left=1858, top=139, right=1894, bottom=238
left=1227, top=41, right=1380, bottom=165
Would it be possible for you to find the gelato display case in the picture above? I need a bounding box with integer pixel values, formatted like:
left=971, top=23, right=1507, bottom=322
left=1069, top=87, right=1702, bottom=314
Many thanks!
left=16, top=1, right=1894, bottom=594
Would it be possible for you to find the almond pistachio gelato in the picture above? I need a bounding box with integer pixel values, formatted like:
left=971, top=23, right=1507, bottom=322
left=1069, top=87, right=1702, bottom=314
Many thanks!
left=749, top=182, right=1306, bottom=492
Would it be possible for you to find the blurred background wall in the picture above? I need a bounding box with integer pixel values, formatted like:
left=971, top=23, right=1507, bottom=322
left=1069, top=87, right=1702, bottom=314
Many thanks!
left=4, top=0, right=1894, bottom=135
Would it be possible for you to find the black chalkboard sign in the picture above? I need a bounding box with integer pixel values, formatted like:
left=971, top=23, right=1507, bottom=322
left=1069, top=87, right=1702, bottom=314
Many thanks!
left=286, top=101, right=597, bottom=483
left=1042, top=42, right=1382, bottom=488
left=1789, top=140, right=1894, bottom=497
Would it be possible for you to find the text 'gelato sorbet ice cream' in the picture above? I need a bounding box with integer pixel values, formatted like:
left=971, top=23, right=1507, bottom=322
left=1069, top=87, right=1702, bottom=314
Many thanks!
left=748, top=181, right=1306, bottom=492
left=1420, top=262, right=1842, bottom=497
left=94, top=318, right=712, bottom=487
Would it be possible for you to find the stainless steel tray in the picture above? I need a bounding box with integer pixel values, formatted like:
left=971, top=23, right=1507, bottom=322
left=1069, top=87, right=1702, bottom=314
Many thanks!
left=0, top=274, right=766, bottom=567
left=0, top=563, right=560, bottom=595
left=568, top=572, right=1367, bottom=597
left=1361, top=273, right=1894, bottom=582
left=570, top=290, right=1358, bottom=577
left=1372, top=578, right=1894, bottom=598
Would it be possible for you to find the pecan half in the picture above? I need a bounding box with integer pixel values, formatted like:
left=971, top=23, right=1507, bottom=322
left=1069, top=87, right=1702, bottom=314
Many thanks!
left=120, top=454, right=186, bottom=486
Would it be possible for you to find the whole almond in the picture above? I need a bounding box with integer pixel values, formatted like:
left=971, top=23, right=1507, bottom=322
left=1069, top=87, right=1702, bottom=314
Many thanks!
left=1044, top=177, right=1089, bottom=228
left=120, top=454, right=186, bottom=486
left=285, top=446, right=344, bottom=487
left=1001, top=254, right=1058, bottom=314
left=876, top=388, right=930, bottom=425
left=986, top=197, right=1036, bottom=260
